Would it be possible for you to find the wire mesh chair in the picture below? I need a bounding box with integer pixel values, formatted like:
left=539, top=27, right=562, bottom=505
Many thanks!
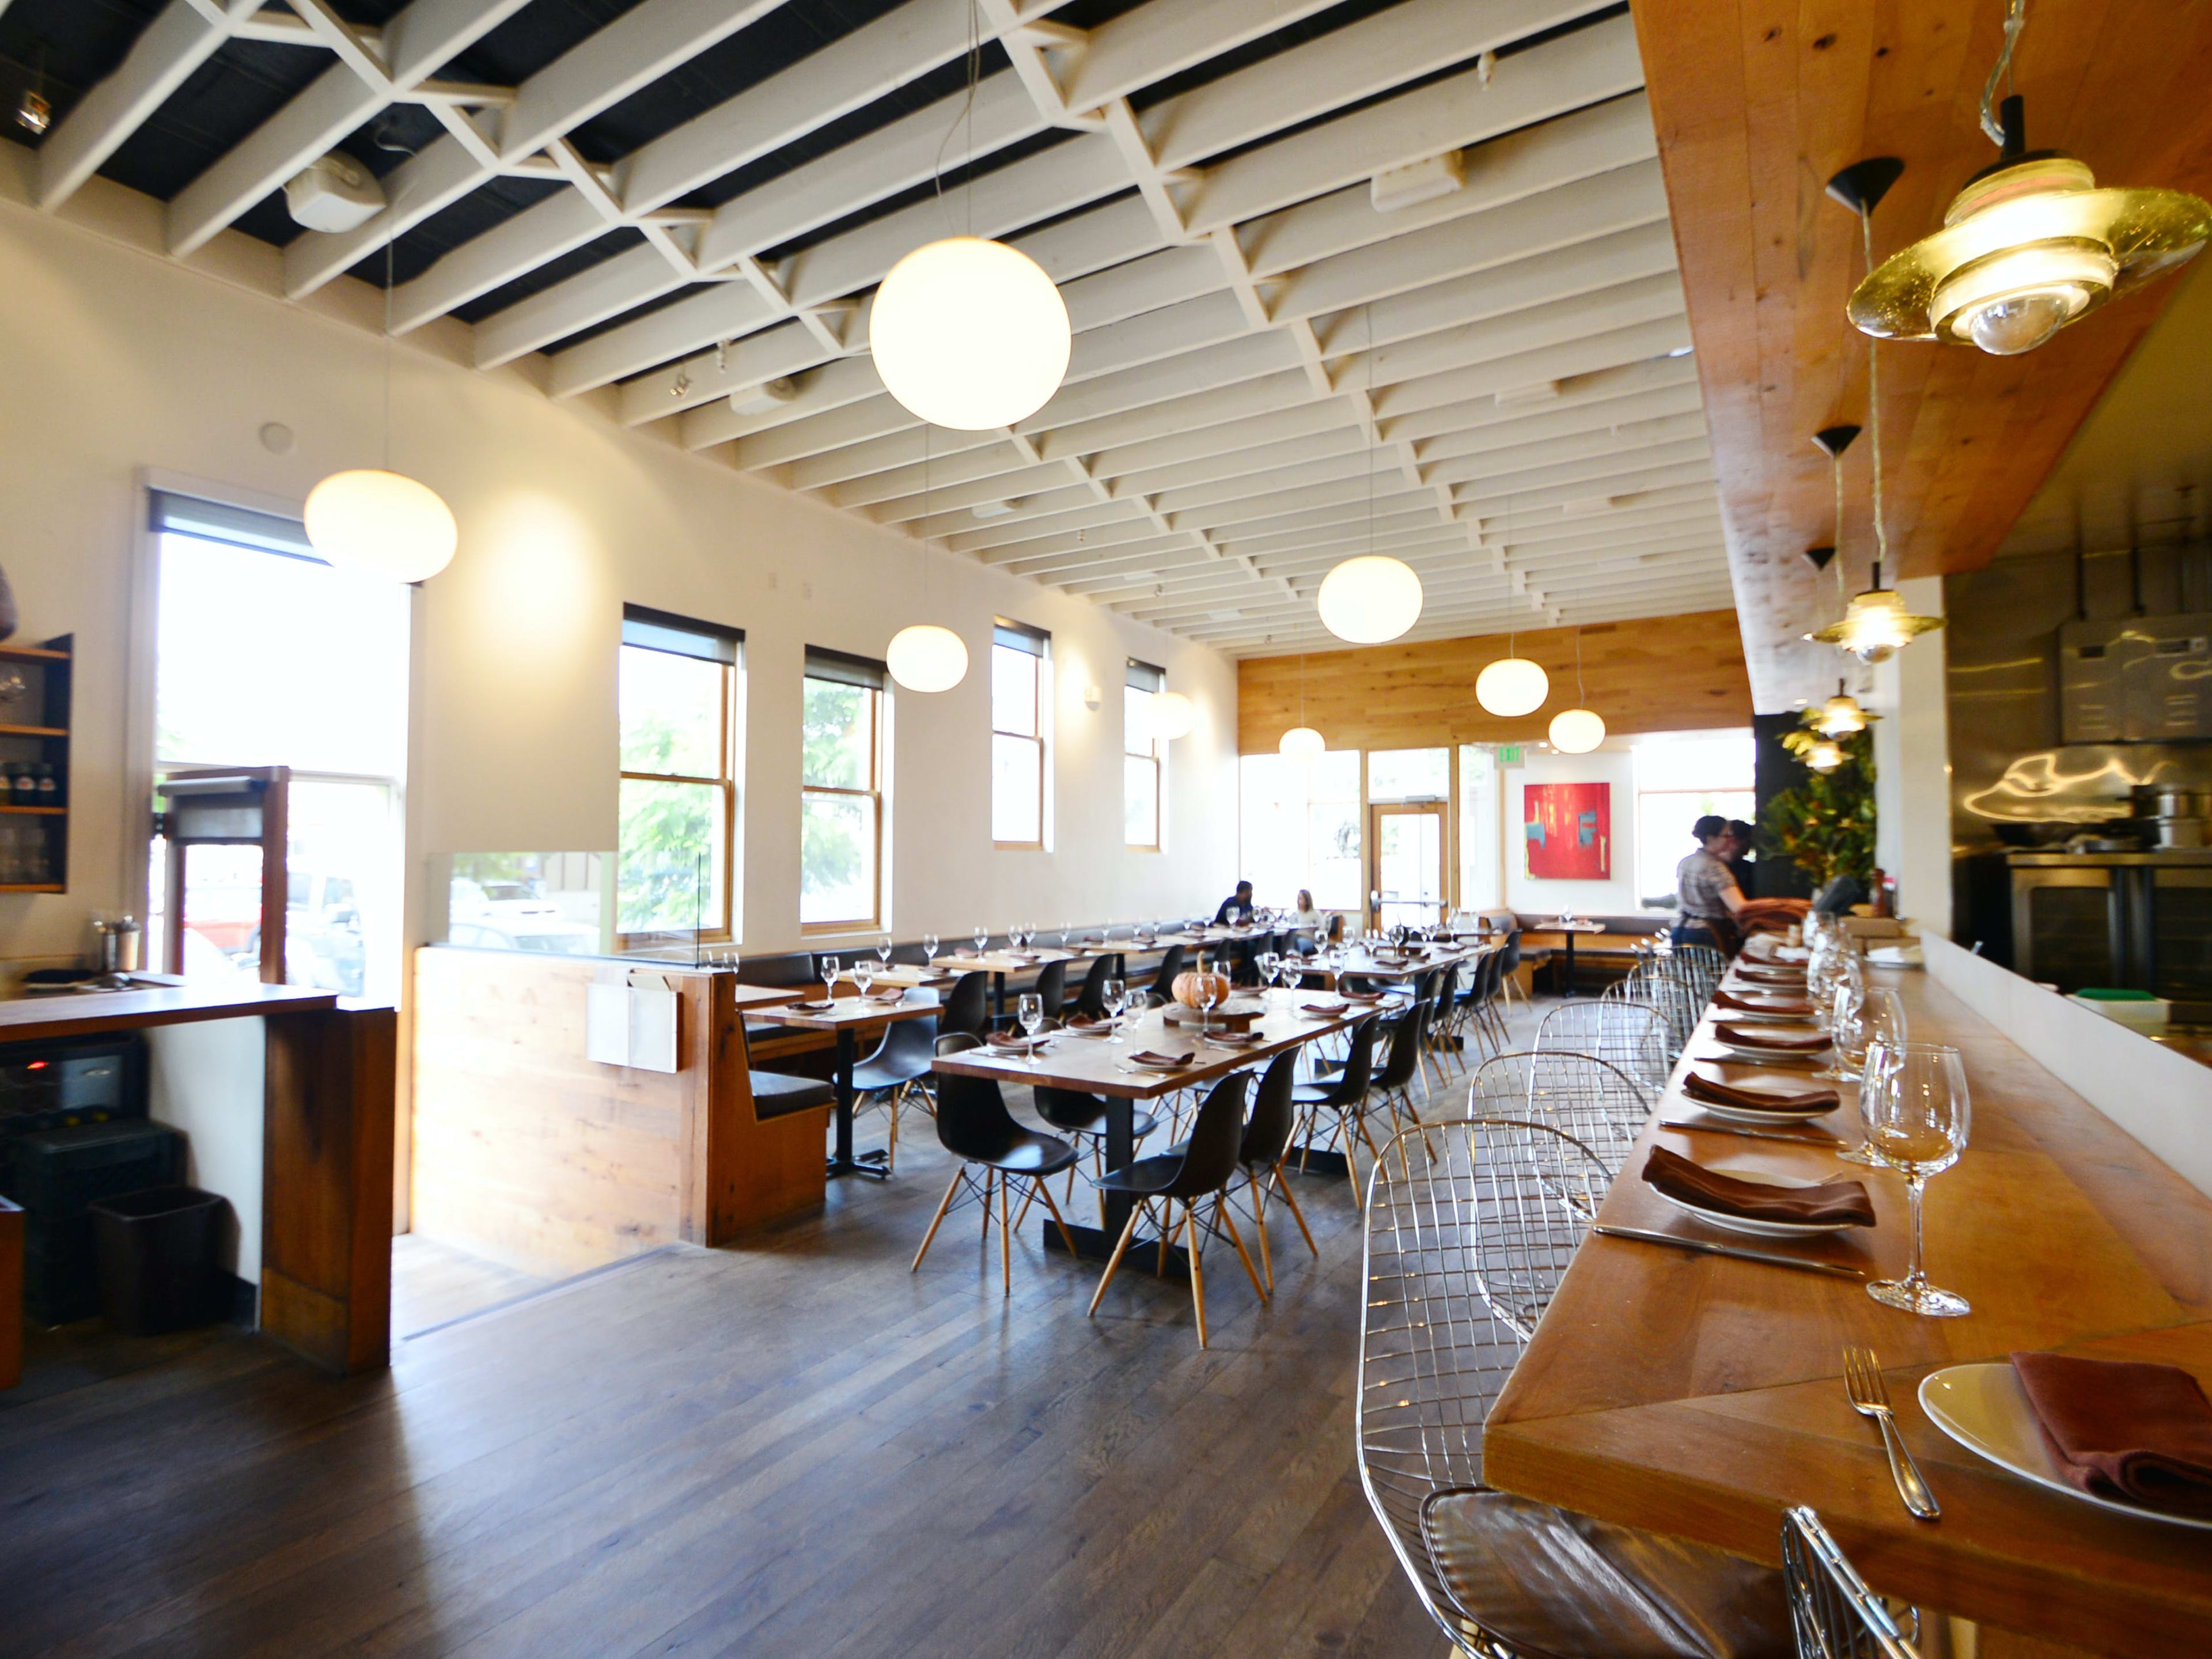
left=1357, top=1116, right=1608, bottom=1652
left=1471, top=1050, right=1656, bottom=1177
left=1606, top=968, right=1699, bottom=1060
left=1781, top=1508, right=1921, bottom=1658
left=1532, top=999, right=1671, bottom=1096
left=1660, top=942, right=1727, bottom=1006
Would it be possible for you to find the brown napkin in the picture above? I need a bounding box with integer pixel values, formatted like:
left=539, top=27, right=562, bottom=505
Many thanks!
left=2010, top=1351, right=2212, bottom=1520
left=789, top=999, right=836, bottom=1013
left=865, top=987, right=907, bottom=1003
left=1128, top=1049, right=1195, bottom=1069
left=1715, top=1021, right=1830, bottom=1052
left=985, top=1033, right=1047, bottom=1053
left=1301, top=1000, right=1350, bottom=1014
left=1681, top=1070, right=1838, bottom=1115
left=1714, top=989, right=1816, bottom=1016
left=1342, top=991, right=1385, bottom=1005
left=1205, top=1031, right=1264, bottom=1048
left=1640, top=1145, right=1874, bottom=1226
left=1735, top=963, right=1805, bottom=982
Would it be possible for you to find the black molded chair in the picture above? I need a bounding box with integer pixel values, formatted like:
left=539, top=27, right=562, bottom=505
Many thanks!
left=1148, top=943, right=1186, bottom=1003
left=1087, top=1071, right=1263, bottom=1347
left=1292, top=1015, right=1381, bottom=1203
left=1368, top=985, right=1435, bottom=1156
left=1071, top=953, right=1116, bottom=1019
left=1034, top=957, right=1069, bottom=1020
left=1032, top=1085, right=1160, bottom=1206
left=938, top=970, right=990, bottom=1041
left=911, top=1071, right=1082, bottom=1296
left=848, top=1001, right=938, bottom=1173
left=1181, top=1048, right=1319, bottom=1297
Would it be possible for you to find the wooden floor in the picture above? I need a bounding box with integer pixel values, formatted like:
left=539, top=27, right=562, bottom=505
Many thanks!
left=0, top=995, right=1550, bottom=1659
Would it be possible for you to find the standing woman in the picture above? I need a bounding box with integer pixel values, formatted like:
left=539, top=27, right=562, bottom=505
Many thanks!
left=1673, top=815, right=1746, bottom=952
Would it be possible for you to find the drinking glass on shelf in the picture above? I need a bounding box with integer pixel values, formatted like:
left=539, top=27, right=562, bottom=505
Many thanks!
left=877, top=934, right=893, bottom=968
left=1862, top=1041, right=1972, bottom=1318
left=851, top=957, right=876, bottom=998
left=816, top=954, right=839, bottom=995
left=1103, top=979, right=1126, bottom=1043
left=922, top=933, right=940, bottom=968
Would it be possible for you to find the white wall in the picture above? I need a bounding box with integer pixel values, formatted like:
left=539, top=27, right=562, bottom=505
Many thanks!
left=0, top=156, right=1241, bottom=975
left=1501, top=747, right=1645, bottom=916
left=1870, top=576, right=1950, bottom=937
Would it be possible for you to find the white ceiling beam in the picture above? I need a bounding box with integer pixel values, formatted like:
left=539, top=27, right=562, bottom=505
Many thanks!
left=1385, top=357, right=1700, bottom=445
left=165, top=0, right=532, bottom=256
left=1055, top=0, right=1341, bottom=118
left=36, top=0, right=253, bottom=211
left=1181, top=14, right=1643, bottom=238
left=1374, top=316, right=1691, bottom=420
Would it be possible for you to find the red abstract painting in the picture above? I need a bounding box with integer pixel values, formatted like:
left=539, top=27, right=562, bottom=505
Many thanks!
left=1523, top=782, right=1610, bottom=880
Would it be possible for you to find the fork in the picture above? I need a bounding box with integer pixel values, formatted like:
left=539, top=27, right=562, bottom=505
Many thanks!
left=1843, top=1347, right=1941, bottom=1521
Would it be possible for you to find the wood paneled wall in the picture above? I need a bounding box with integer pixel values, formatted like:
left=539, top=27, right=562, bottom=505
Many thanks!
left=1236, top=609, right=1753, bottom=753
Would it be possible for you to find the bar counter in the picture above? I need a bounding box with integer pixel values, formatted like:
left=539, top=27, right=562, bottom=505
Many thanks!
left=1484, top=964, right=2212, bottom=1654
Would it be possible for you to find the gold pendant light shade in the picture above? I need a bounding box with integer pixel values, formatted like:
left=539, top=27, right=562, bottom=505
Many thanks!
left=1850, top=152, right=2211, bottom=356
left=1813, top=687, right=1870, bottom=736
left=1807, top=587, right=1942, bottom=664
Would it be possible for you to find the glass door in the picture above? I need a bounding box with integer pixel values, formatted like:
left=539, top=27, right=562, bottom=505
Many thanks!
left=1372, top=803, right=1447, bottom=933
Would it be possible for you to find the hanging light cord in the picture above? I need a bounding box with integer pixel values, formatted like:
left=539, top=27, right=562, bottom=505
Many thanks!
left=1858, top=207, right=1891, bottom=589
left=1365, top=301, right=1378, bottom=558
left=933, top=1, right=984, bottom=237
left=1574, top=627, right=1586, bottom=703
left=1979, top=0, right=2029, bottom=147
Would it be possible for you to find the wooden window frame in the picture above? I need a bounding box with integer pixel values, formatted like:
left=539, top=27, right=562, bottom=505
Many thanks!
left=617, top=643, right=738, bottom=949
left=990, top=634, right=1047, bottom=851
left=800, top=675, right=885, bottom=935
left=1124, top=683, right=1162, bottom=853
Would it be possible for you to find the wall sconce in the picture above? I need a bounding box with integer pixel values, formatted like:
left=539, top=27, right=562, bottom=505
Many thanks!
left=1082, top=683, right=1102, bottom=711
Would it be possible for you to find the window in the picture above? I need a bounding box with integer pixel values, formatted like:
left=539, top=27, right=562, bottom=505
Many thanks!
left=1633, top=733, right=1755, bottom=907
left=1238, top=748, right=1362, bottom=910
left=149, top=490, right=410, bottom=1001
left=618, top=606, right=743, bottom=944
left=1124, top=658, right=1165, bottom=850
left=802, top=647, right=888, bottom=930
left=991, top=620, right=1050, bottom=848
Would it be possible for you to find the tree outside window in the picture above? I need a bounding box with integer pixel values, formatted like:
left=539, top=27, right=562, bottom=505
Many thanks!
left=617, top=607, right=741, bottom=943
left=802, top=650, right=887, bottom=929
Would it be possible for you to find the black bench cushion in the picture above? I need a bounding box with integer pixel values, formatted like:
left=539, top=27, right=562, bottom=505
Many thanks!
left=750, top=1070, right=834, bottom=1120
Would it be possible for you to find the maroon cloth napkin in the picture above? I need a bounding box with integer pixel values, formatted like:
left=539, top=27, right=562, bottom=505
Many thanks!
left=1205, top=1031, right=1264, bottom=1048
left=1342, top=991, right=1385, bottom=1005
left=789, top=999, right=836, bottom=1013
left=1681, top=1070, right=1838, bottom=1115
left=1715, top=1021, right=1830, bottom=1052
left=1714, top=989, right=1815, bottom=1017
left=1128, top=1049, right=1195, bottom=1069
left=1640, top=1145, right=1874, bottom=1226
left=984, top=1034, right=1047, bottom=1053
left=2010, top=1351, right=2212, bottom=1520
left=1301, top=1000, right=1350, bottom=1014
left=864, top=987, right=907, bottom=1003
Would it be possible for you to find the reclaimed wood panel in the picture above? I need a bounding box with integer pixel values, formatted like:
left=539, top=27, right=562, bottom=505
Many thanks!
left=1631, top=0, right=2212, bottom=707
left=1236, top=608, right=1752, bottom=752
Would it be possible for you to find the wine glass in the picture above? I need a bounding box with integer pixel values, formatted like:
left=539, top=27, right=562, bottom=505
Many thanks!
left=816, top=954, right=839, bottom=997
left=877, top=933, right=893, bottom=969
left=1017, top=991, right=1045, bottom=1048
left=974, top=925, right=990, bottom=955
left=1061, top=921, right=1074, bottom=950
left=1103, top=978, right=1126, bottom=1043
left=1122, top=989, right=1151, bottom=1044
left=1255, top=951, right=1279, bottom=1002
left=851, top=957, right=876, bottom=999
left=922, top=932, right=939, bottom=969
left=1817, top=980, right=1866, bottom=1081
left=1862, top=1042, right=1972, bottom=1318
left=1195, top=971, right=1221, bottom=1036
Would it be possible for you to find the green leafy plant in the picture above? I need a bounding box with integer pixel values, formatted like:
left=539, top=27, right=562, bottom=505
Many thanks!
left=1761, top=724, right=1876, bottom=891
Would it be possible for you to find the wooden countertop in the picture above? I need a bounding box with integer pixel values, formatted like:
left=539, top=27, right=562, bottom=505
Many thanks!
left=1483, top=966, right=2212, bottom=1653
left=0, top=980, right=340, bottom=1041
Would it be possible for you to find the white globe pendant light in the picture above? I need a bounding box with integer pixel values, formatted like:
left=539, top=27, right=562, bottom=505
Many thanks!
left=1279, top=725, right=1325, bottom=760
left=304, top=468, right=457, bottom=582
left=1476, top=653, right=1548, bottom=717
left=886, top=623, right=968, bottom=693
left=870, top=237, right=1071, bottom=430
left=1318, top=555, right=1422, bottom=643
left=1548, top=707, right=1606, bottom=753
left=1149, top=690, right=1195, bottom=741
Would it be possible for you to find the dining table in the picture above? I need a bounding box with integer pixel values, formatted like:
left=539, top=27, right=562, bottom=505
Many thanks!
left=1516, top=916, right=1608, bottom=994
left=1482, top=961, right=2212, bottom=1654
left=929, top=996, right=1364, bottom=1268
left=864, top=944, right=1112, bottom=1020
left=751, top=993, right=940, bottom=1181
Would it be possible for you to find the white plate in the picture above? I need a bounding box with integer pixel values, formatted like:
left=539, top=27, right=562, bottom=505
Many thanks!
left=1652, top=1155, right=1863, bottom=1237
left=1918, top=1363, right=2212, bottom=1532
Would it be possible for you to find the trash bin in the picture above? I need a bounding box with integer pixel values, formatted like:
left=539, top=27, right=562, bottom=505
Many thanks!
left=89, top=1185, right=226, bottom=1336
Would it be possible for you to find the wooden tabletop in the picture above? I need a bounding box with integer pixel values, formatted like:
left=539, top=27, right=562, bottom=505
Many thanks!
left=1483, top=965, right=2212, bottom=1654
left=749, top=994, right=940, bottom=1033
left=0, top=980, right=340, bottom=1041
left=930, top=999, right=1363, bottom=1100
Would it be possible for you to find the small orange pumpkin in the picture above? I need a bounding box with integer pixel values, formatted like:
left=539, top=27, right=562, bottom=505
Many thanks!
left=1172, top=960, right=1232, bottom=1010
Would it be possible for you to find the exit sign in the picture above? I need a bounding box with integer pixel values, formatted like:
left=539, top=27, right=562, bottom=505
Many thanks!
left=1497, top=744, right=1524, bottom=764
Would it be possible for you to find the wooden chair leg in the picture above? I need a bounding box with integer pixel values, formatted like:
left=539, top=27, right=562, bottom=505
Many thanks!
left=887, top=1088, right=900, bottom=1175
left=1218, top=1196, right=1266, bottom=1304
left=1088, top=1200, right=1146, bottom=1316
left=912, top=1166, right=965, bottom=1272
left=1185, top=1203, right=1208, bottom=1349
left=1014, top=1181, right=1036, bottom=1231
left=1271, top=1162, right=1319, bottom=1256
left=1033, top=1177, right=1082, bottom=1262
left=1249, top=1173, right=1274, bottom=1296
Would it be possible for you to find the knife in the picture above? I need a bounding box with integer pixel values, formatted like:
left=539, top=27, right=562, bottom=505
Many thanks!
left=1657, top=1119, right=1846, bottom=1150
left=1593, top=1225, right=1866, bottom=1279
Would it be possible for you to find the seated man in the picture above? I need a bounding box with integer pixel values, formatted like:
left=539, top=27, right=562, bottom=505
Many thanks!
left=1213, top=880, right=1256, bottom=926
